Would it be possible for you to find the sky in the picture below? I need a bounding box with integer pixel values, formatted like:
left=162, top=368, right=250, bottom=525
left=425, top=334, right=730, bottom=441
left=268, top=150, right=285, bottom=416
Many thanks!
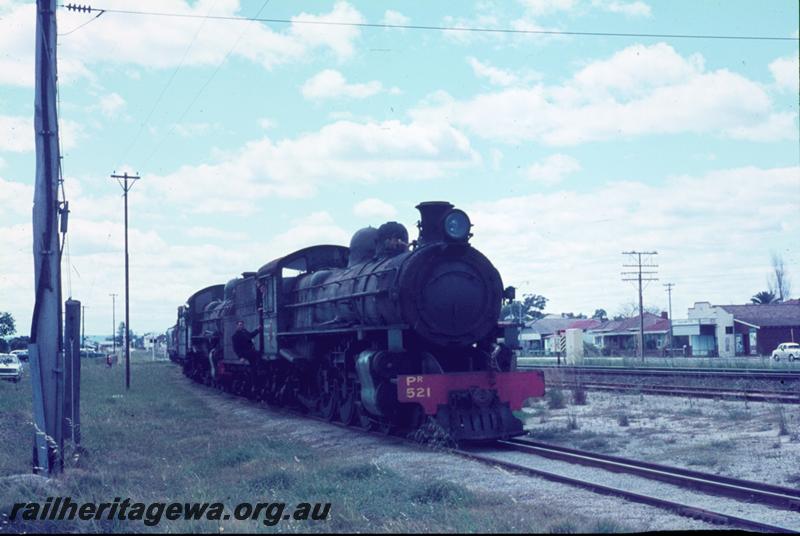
left=0, top=0, right=798, bottom=337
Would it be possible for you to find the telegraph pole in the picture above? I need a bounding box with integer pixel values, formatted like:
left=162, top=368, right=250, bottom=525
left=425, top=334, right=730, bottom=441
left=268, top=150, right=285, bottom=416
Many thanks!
left=622, top=251, right=658, bottom=361
left=30, top=0, right=64, bottom=474
left=110, top=293, right=117, bottom=357
left=664, top=283, right=675, bottom=354
left=110, top=172, right=139, bottom=390
left=81, top=305, right=86, bottom=348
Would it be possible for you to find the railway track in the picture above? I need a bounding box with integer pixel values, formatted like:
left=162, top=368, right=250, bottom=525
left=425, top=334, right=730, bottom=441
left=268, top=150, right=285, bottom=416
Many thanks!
left=456, top=440, right=800, bottom=533
left=501, top=439, right=800, bottom=511
left=553, top=380, right=800, bottom=403
left=519, top=364, right=800, bottom=380
left=517, top=364, right=800, bottom=403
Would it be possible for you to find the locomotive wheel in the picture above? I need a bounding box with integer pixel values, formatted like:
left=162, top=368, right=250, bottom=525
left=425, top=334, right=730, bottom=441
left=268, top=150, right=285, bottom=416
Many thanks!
left=315, top=368, right=337, bottom=421
left=336, top=374, right=358, bottom=425
left=354, top=403, right=375, bottom=431
left=378, top=421, right=395, bottom=435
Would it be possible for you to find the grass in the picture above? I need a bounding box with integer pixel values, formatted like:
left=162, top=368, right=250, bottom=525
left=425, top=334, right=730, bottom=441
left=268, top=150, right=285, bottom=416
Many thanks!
left=527, top=427, right=616, bottom=453
left=677, top=439, right=736, bottom=469
left=0, top=360, right=628, bottom=533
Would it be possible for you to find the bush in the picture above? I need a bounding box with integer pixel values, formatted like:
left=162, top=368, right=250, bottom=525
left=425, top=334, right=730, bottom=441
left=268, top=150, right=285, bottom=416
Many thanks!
left=409, top=480, right=473, bottom=506
left=571, top=386, right=587, bottom=405
left=547, top=388, right=566, bottom=409
left=566, top=413, right=579, bottom=430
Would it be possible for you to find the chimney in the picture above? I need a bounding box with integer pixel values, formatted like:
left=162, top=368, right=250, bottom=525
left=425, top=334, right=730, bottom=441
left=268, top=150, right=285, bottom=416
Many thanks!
left=661, top=311, right=668, bottom=319
left=415, top=201, right=454, bottom=245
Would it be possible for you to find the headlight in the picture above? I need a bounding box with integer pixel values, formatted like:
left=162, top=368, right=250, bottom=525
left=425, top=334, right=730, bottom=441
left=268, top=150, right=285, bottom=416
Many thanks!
left=443, top=209, right=471, bottom=241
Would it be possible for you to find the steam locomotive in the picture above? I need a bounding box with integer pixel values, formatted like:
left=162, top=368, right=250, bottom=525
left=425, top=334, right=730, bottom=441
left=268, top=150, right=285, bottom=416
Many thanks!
left=168, top=201, right=545, bottom=441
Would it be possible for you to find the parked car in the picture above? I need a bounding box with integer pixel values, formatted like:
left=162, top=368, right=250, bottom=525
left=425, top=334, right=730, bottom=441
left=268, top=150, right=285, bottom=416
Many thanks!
left=771, top=342, right=800, bottom=361
left=0, top=353, right=23, bottom=382
left=10, top=349, right=28, bottom=361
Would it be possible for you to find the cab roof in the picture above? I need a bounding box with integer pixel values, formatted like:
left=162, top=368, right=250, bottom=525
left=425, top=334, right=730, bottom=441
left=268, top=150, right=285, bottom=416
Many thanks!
left=257, top=245, right=348, bottom=278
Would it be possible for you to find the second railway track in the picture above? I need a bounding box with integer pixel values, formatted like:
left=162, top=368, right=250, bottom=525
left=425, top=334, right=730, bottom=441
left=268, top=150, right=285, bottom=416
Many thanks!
left=520, top=364, right=800, bottom=403
left=457, top=439, right=800, bottom=532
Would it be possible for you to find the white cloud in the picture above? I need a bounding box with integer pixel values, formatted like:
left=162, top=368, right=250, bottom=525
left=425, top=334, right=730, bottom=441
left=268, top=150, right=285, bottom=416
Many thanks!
left=382, top=9, right=410, bottom=26
left=468, top=57, right=542, bottom=87
left=490, top=148, right=504, bottom=170
left=258, top=118, right=277, bottom=130
left=572, top=43, right=704, bottom=95
left=185, top=226, right=248, bottom=241
left=301, top=69, right=384, bottom=100
left=0, top=1, right=365, bottom=87
left=591, top=0, right=652, bottom=17
left=267, top=211, right=350, bottom=253
left=412, top=43, right=798, bottom=145
left=524, top=154, right=581, bottom=184
left=0, top=176, right=33, bottom=218
left=147, top=119, right=479, bottom=213
left=98, top=92, right=126, bottom=118
left=0, top=116, right=31, bottom=152
left=519, top=0, right=578, bottom=15
left=467, top=165, right=800, bottom=316
left=353, top=198, right=398, bottom=219
left=769, top=55, right=800, bottom=93
left=0, top=115, right=84, bottom=152
left=468, top=57, right=518, bottom=86
left=519, top=0, right=651, bottom=17
left=725, top=112, right=798, bottom=142
left=172, top=122, right=215, bottom=138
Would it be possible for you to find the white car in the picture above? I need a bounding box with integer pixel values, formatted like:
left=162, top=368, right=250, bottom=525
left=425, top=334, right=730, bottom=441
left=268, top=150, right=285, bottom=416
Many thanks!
left=0, top=353, right=23, bottom=382
left=10, top=349, right=28, bottom=361
left=771, top=342, right=800, bottom=361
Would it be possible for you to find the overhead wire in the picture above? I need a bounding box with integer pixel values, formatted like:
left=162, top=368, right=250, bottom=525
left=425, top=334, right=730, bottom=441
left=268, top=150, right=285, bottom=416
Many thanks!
left=59, top=5, right=799, bottom=42
left=139, top=0, right=272, bottom=169
left=58, top=8, right=104, bottom=36
left=117, top=0, right=221, bottom=165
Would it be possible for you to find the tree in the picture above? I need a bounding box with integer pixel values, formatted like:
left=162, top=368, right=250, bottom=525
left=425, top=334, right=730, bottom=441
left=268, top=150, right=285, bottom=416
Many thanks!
left=0, top=312, right=15, bottom=338
left=500, top=293, right=548, bottom=322
left=9, top=336, right=30, bottom=350
left=592, top=309, right=608, bottom=321
left=614, top=302, right=661, bottom=321
left=116, top=321, right=126, bottom=346
left=768, top=252, right=791, bottom=302
left=751, top=290, right=777, bottom=304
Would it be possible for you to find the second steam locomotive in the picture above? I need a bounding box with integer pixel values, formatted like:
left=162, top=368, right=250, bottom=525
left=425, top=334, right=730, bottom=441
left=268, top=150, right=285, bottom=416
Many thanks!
left=168, top=201, right=545, bottom=441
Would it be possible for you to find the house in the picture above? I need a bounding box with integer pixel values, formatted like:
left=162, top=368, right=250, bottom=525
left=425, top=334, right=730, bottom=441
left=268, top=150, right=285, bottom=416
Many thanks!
left=673, top=301, right=800, bottom=357
left=520, top=316, right=602, bottom=355
left=586, top=313, right=670, bottom=356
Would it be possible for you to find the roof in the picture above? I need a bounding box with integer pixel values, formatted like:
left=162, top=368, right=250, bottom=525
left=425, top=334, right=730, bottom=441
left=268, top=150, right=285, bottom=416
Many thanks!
left=524, top=317, right=576, bottom=335
left=589, top=313, right=670, bottom=334
left=523, top=316, right=603, bottom=334
left=568, top=319, right=602, bottom=330
left=719, top=303, right=800, bottom=328
left=257, top=245, right=349, bottom=277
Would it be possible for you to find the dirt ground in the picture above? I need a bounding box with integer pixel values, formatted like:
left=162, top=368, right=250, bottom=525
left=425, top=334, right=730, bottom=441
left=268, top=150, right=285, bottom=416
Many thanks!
left=521, top=388, right=800, bottom=487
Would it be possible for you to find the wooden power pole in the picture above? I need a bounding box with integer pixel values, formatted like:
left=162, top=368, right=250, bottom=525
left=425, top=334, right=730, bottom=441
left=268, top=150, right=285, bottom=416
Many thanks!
left=110, top=172, right=139, bottom=390
left=29, top=0, right=64, bottom=474
left=622, top=251, right=658, bottom=361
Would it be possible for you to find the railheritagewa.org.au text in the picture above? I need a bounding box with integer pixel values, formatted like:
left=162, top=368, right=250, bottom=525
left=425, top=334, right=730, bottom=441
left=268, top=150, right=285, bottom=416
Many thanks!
left=10, top=497, right=331, bottom=527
